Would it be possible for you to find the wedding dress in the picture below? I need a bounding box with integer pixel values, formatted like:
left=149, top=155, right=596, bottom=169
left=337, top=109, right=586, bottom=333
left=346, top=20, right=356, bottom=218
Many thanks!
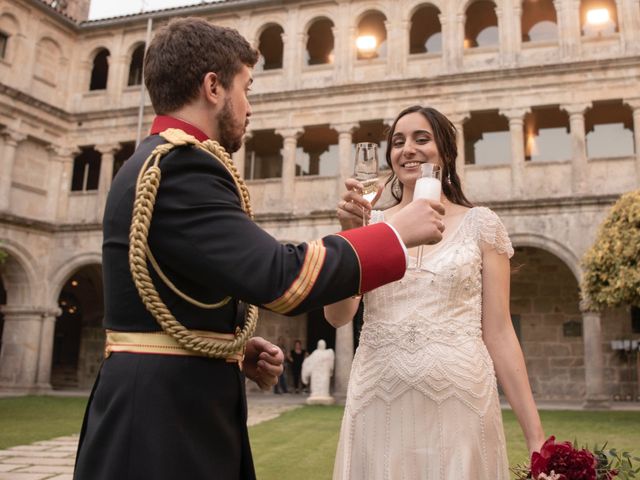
left=333, top=207, right=513, bottom=480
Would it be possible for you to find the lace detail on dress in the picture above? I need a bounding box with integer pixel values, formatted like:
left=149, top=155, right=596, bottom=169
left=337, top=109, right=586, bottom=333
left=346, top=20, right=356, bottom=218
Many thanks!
left=472, top=207, right=514, bottom=258
left=333, top=207, right=511, bottom=480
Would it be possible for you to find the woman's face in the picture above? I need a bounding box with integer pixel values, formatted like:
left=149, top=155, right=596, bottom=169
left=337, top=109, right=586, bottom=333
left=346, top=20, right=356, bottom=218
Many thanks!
left=390, top=112, right=442, bottom=189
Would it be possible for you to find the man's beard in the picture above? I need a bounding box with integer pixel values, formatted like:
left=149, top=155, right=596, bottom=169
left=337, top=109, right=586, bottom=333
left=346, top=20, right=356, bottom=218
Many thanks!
left=218, top=98, right=244, bottom=153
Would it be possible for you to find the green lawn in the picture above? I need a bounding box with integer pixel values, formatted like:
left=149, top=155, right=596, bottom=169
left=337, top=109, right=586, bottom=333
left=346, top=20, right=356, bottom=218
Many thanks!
left=1, top=397, right=639, bottom=480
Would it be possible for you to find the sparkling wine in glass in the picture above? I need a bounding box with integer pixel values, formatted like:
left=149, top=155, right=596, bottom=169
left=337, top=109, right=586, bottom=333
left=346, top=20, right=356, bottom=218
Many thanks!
left=353, top=142, right=380, bottom=225
left=413, top=163, right=442, bottom=270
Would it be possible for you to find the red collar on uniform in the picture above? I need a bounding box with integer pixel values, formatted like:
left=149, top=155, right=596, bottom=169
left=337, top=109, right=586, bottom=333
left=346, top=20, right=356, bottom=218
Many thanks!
left=150, top=116, right=209, bottom=142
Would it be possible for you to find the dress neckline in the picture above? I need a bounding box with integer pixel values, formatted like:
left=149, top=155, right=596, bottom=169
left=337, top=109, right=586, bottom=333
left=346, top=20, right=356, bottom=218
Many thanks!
left=376, top=206, right=478, bottom=262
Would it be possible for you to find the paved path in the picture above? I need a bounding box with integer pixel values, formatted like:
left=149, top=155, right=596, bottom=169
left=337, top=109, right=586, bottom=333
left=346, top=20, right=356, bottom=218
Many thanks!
left=0, top=392, right=307, bottom=480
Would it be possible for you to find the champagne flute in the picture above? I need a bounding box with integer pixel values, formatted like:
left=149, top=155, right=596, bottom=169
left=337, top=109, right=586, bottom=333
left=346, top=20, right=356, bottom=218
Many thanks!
left=353, top=142, right=380, bottom=226
left=413, top=163, right=442, bottom=270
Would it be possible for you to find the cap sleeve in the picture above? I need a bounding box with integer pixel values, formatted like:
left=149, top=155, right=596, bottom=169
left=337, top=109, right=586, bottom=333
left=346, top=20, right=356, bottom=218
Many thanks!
left=475, top=207, right=514, bottom=258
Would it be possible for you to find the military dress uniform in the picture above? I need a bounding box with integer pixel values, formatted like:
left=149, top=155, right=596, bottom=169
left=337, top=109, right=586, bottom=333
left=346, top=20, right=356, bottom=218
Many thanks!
left=73, top=116, right=407, bottom=480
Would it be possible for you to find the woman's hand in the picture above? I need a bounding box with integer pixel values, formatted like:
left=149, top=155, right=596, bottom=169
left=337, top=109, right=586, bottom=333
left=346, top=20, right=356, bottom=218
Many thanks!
left=336, top=178, right=383, bottom=231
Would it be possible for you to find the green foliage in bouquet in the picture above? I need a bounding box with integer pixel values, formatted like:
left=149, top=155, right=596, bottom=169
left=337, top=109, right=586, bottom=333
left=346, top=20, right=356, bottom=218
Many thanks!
left=581, top=190, right=640, bottom=310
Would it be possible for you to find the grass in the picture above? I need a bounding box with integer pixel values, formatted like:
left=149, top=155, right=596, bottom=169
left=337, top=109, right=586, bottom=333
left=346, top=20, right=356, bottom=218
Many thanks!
left=0, top=397, right=639, bottom=480
left=0, top=396, right=88, bottom=449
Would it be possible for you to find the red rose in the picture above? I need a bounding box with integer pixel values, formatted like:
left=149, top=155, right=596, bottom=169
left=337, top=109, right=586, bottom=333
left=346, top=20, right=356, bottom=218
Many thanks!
left=531, top=436, right=597, bottom=480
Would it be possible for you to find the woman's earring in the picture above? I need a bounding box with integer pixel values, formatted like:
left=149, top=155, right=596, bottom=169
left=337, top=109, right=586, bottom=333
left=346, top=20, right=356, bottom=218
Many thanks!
left=447, top=172, right=452, bottom=185
left=392, top=179, right=402, bottom=198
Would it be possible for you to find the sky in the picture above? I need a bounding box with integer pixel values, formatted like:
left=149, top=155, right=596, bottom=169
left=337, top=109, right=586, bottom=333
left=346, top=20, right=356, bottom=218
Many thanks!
left=88, top=0, right=216, bottom=20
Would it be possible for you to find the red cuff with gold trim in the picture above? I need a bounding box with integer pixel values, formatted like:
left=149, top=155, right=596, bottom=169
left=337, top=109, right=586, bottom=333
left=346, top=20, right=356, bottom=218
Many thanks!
left=337, top=223, right=406, bottom=294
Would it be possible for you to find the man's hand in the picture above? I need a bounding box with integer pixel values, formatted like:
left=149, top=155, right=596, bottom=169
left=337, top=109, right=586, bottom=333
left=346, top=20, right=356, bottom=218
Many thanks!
left=336, top=178, right=383, bottom=230
left=387, top=199, right=445, bottom=248
left=243, top=337, right=284, bottom=390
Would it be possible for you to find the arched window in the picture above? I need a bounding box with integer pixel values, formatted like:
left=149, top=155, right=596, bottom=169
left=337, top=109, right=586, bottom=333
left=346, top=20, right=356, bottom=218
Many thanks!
left=258, top=25, right=284, bottom=70
left=580, top=0, right=618, bottom=36
left=523, top=106, right=571, bottom=162
left=245, top=130, right=283, bottom=179
left=0, top=13, right=20, bottom=63
left=464, top=1, right=499, bottom=48
left=89, top=48, right=110, bottom=91
left=356, top=11, right=387, bottom=60
left=71, top=147, right=101, bottom=191
left=34, top=37, right=62, bottom=85
left=306, top=18, right=334, bottom=65
left=127, top=43, right=145, bottom=86
left=464, top=110, right=510, bottom=165
left=585, top=100, right=634, bottom=159
left=410, top=4, right=442, bottom=54
left=522, top=0, right=558, bottom=42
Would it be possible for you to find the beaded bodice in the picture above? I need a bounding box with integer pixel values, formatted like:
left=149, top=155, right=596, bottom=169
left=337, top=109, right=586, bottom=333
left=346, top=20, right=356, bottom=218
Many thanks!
left=346, top=207, right=514, bottom=416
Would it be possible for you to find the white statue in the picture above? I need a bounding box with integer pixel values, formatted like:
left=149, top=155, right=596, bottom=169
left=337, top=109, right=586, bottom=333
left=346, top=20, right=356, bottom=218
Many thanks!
left=301, top=339, right=335, bottom=405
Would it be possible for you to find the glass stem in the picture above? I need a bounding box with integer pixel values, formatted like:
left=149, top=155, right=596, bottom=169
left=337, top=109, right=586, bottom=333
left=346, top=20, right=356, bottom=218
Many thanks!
left=415, top=245, right=424, bottom=270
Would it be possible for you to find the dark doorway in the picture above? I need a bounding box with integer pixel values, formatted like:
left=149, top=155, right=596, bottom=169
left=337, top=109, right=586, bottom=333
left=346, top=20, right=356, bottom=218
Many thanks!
left=306, top=308, right=335, bottom=353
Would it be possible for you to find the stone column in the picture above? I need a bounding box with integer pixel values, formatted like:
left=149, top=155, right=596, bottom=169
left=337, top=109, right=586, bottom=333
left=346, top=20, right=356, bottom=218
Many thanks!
left=580, top=301, right=610, bottom=409
left=95, top=143, right=120, bottom=221
left=334, top=321, right=354, bottom=397
left=511, top=3, right=523, bottom=64
left=0, top=306, right=52, bottom=392
left=275, top=128, right=303, bottom=208
left=0, top=129, right=26, bottom=212
left=624, top=99, right=640, bottom=184
left=331, top=122, right=358, bottom=192
left=45, top=146, right=77, bottom=222
left=453, top=13, right=465, bottom=71
left=561, top=103, right=590, bottom=194
left=35, top=308, right=61, bottom=390
left=559, top=0, right=581, bottom=59
left=450, top=114, right=468, bottom=185
left=232, top=132, right=251, bottom=179
left=501, top=108, right=528, bottom=198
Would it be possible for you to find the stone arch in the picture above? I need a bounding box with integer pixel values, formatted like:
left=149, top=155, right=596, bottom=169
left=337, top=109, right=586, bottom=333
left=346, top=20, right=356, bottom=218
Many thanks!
left=0, top=12, right=21, bottom=64
left=0, top=237, right=39, bottom=306
left=304, top=16, right=335, bottom=66
left=300, top=10, right=336, bottom=34
left=48, top=252, right=102, bottom=306
left=49, top=256, right=103, bottom=389
left=508, top=237, right=585, bottom=400
left=407, top=1, right=443, bottom=22
left=352, top=4, right=391, bottom=25
left=510, top=232, right=581, bottom=281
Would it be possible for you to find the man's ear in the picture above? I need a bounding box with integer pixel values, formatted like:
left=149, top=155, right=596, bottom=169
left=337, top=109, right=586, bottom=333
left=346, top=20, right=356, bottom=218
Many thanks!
left=203, top=72, right=222, bottom=106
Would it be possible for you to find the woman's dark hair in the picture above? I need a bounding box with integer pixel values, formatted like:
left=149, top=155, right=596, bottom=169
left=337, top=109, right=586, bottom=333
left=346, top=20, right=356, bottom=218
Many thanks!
left=144, top=18, right=259, bottom=114
left=385, top=105, right=473, bottom=208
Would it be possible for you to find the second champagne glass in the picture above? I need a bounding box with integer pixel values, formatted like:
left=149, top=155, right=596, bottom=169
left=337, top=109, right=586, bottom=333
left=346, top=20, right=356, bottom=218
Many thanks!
left=353, top=142, right=380, bottom=226
left=413, top=163, right=442, bottom=270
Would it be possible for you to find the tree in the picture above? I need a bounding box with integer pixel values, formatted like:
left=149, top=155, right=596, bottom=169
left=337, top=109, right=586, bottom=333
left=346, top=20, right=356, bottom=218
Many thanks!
left=581, top=190, right=640, bottom=310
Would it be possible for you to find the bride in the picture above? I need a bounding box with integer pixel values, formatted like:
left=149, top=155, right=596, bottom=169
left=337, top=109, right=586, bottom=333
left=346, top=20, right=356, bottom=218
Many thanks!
left=325, top=106, right=545, bottom=480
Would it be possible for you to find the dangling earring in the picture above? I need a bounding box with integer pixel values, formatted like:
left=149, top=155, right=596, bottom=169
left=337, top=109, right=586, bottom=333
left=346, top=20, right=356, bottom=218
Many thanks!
left=392, top=179, right=402, bottom=198
left=447, top=172, right=452, bottom=185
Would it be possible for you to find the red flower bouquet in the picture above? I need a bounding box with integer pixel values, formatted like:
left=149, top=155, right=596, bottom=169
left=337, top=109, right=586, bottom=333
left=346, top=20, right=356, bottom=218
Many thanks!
left=512, top=436, right=640, bottom=480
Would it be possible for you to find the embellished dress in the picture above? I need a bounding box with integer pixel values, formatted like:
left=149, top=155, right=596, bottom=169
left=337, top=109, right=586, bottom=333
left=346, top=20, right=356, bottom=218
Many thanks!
left=333, top=207, right=514, bottom=480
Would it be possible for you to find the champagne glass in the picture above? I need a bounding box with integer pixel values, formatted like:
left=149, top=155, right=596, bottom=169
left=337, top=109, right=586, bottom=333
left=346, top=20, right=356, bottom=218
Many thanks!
left=353, top=142, right=380, bottom=226
left=413, top=163, right=442, bottom=270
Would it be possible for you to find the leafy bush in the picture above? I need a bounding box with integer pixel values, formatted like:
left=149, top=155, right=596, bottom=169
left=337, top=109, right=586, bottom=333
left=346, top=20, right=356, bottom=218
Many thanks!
left=581, top=190, right=640, bottom=310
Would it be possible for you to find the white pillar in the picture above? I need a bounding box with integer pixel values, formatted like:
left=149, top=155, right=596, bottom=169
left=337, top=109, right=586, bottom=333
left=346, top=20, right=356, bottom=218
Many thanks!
left=559, top=0, right=581, bottom=59
left=95, top=143, right=120, bottom=221
left=0, top=306, right=51, bottom=392
left=331, top=122, right=358, bottom=192
left=580, top=301, right=610, bottom=409
left=501, top=108, right=528, bottom=198
left=561, top=103, right=590, bottom=194
left=275, top=128, right=303, bottom=209
left=624, top=98, right=640, bottom=185
left=35, top=307, right=61, bottom=390
left=0, top=129, right=26, bottom=212
left=232, top=132, right=251, bottom=180
left=450, top=114, right=468, bottom=185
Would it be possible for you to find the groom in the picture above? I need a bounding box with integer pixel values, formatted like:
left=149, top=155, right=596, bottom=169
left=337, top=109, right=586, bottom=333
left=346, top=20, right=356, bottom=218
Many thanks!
left=73, top=17, right=445, bottom=480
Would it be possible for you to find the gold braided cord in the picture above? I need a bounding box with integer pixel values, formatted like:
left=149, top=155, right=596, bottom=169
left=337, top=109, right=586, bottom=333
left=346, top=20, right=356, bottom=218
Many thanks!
left=128, top=128, right=258, bottom=358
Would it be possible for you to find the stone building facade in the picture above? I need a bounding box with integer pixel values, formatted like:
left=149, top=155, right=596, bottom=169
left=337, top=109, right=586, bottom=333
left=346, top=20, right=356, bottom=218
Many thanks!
left=0, top=0, right=639, bottom=405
